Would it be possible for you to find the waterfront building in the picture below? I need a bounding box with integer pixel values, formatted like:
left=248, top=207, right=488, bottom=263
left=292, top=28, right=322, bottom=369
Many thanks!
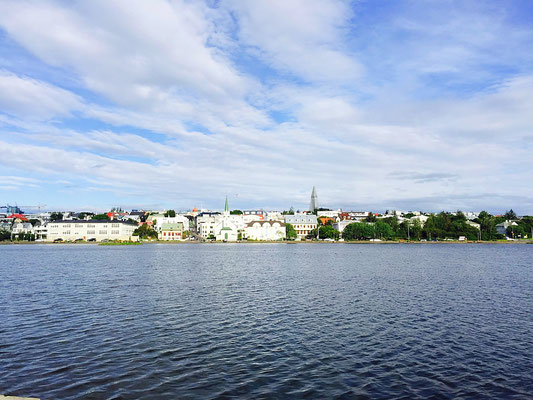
left=127, top=211, right=146, bottom=222
left=466, top=221, right=481, bottom=230
left=11, top=222, right=33, bottom=236
left=309, top=186, right=318, bottom=212
left=214, top=197, right=240, bottom=241
left=408, top=215, right=429, bottom=226
left=332, top=220, right=353, bottom=233
left=46, top=220, right=137, bottom=242
left=149, top=213, right=190, bottom=233
left=496, top=220, right=518, bottom=235
left=196, top=212, right=219, bottom=238
left=159, top=222, right=185, bottom=241
left=244, top=220, right=286, bottom=241
left=195, top=197, right=244, bottom=241
left=284, top=214, right=317, bottom=240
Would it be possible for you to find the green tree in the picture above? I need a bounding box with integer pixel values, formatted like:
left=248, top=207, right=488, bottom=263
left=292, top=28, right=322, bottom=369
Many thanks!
left=311, top=225, right=339, bottom=239
left=374, top=220, right=394, bottom=240
left=0, top=230, right=11, bottom=241
left=164, top=210, right=176, bottom=217
left=504, top=209, right=517, bottom=220
left=50, top=212, right=63, bottom=221
left=365, top=213, right=377, bottom=222
left=230, top=210, right=243, bottom=215
left=92, top=213, right=110, bottom=220
left=343, top=222, right=374, bottom=240
left=132, top=224, right=157, bottom=239
left=411, top=219, right=422, bottom=240
left=285, top=223, right=297, bottom=240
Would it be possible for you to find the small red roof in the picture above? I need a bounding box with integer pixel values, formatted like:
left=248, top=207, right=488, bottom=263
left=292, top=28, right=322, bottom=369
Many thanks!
left=8, top=213, right=28, bottom=221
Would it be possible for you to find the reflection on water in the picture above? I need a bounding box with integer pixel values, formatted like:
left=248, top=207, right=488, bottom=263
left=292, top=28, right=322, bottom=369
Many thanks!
left=1, top=243, right=532, bottom=399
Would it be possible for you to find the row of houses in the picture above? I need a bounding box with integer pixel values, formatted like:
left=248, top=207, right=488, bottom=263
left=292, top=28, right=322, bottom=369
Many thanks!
left=2, top=198, right=519, bottom=242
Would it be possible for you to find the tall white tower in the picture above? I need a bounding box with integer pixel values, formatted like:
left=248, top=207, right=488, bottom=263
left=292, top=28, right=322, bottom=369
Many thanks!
left=309, top=186, right=318, bottom=212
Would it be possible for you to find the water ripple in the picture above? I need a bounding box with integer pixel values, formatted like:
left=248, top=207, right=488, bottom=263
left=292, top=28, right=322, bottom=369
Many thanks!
left=0, top=243, right=532, bottom=399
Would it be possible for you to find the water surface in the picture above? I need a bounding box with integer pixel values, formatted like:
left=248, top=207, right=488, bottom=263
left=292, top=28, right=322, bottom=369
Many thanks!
left=1, top=243, right=532, bottom=399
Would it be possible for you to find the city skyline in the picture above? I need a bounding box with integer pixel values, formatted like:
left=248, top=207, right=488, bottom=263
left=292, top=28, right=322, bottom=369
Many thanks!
left=1, top=1, right=533, bottom=212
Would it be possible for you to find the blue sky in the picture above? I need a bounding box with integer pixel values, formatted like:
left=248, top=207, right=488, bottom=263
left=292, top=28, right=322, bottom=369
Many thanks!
left=1, top=0, right=533, bottom=213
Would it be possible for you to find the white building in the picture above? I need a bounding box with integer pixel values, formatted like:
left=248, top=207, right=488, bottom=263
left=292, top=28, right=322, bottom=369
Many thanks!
left=284, top=214, right=317, bottom=240
left=244, top=220, right=286, bottom=241
left=196, top=198, right=244, bottom=241
left=409, top=215, right=429, bottom=226
left=46, top=220, right=138, bottom=242
left=196, top=212, right=219, bottom=238
left=11, top=222, right=34, bottom=236
left=466, top=221, right=481, bottom=230
left=148, top=213, right=190, bottom=232
left=214, top=197, right=240, bottom=241
left=316, top=209, right=341, bottom=220
left=332, top=220, right=354, bottom=233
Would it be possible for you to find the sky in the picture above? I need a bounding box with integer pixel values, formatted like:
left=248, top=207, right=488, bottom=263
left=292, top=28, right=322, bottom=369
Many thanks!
left=1, top=0, right=533, bottom=213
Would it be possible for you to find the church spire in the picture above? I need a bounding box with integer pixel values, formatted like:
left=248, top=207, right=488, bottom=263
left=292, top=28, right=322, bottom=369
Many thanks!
left=224, top=195, right=229, bottom=213
left=309, top=186, right=318, bottom=212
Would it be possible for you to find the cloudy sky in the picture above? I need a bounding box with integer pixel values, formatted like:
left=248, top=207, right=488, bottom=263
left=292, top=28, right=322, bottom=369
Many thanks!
left=1, top=0, right=532, bottom=213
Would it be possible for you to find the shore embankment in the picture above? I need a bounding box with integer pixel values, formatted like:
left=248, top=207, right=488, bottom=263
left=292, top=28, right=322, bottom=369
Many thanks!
left=1, top=240, right=532, bottom=245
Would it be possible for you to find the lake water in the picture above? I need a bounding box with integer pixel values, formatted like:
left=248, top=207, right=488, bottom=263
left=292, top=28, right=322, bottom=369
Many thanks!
left=1, top=243, right=532, bottom=399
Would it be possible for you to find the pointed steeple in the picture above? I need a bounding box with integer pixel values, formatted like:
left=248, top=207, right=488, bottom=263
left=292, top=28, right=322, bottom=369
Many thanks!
left=224, top=195, right=229, bottom=213
left=309, top=186, right=318, bottom=212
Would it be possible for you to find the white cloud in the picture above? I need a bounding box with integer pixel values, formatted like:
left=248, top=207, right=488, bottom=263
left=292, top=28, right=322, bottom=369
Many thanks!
left=0, top=70, right=82, bottom=119
left=0, top=0, right=532, bottom=212
left=226, top=0, right=363, bottom=82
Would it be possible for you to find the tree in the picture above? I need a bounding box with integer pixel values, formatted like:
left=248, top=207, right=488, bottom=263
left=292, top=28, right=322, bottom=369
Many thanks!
left=317, top=225, right=339, bottom=240
left=92, top=213, right=110, bottom=220
left=230, top=210, right=243, bottom=215
left=29, top=219, right=40, bottom=226
left=0, top=230, right=11, bottom=241
left=182, top=230, right=190, bottom=239
left=50, top=212, right=63, bottom=221
left=504, top=209, right=517, bottom=220
left=132, top=224, right=157, bottom=239
left=343, top=222, right=374, bottom=240
left=365, top=213, right=377, bottom=222
left=411, top=219, right=422, bottom=240
left=164, top=210, right=176, bottom=217
left=285, top=223, right=297, bottom=240
left=374, top=220, right=394, bottom=240
left=77, top=212, right=94, bottom=220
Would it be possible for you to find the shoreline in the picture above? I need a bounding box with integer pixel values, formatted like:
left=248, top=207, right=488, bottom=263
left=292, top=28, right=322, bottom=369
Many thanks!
left=1, top=240, right=532, bottom=246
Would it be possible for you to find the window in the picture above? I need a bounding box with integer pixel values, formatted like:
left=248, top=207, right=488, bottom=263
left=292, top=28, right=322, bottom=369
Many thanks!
left=112, top=224, right=119, bottom=228
left=111, top=230, right=119, bottom=235
left=87, top=230, right=95, bottom=234
left=88, top=224, right=95, bottom=228
left=99, top=230, right=107, bottom=234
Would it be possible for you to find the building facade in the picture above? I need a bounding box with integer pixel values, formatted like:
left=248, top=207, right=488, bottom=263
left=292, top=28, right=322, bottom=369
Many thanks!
left=284, top=214, right=317, bottom=240
left=244, top=220, right=286, bottom=241
left=159, top=222, right=185, bottom=240
left=46, top=220, right=137, bottom=242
